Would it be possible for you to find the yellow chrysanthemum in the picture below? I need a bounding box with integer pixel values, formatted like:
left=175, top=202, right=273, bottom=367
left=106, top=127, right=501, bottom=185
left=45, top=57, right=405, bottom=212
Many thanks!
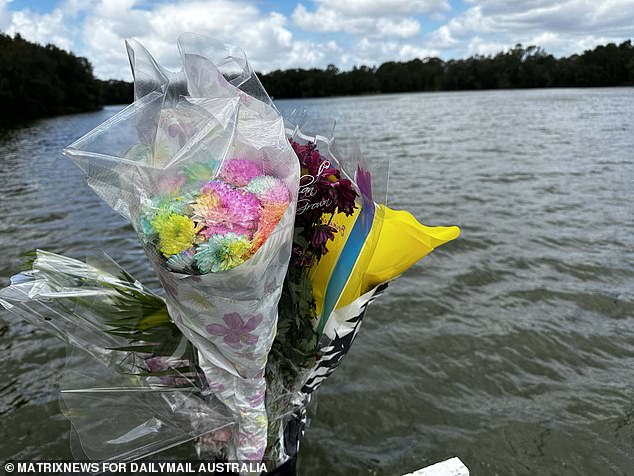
left=226, top=239, right=251, bottom=258
left=152, top=213, right=199, bottom=257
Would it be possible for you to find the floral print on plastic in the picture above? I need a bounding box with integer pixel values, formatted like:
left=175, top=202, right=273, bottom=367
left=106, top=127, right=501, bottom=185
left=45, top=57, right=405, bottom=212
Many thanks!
left=206, top=312, right=263, bottom=349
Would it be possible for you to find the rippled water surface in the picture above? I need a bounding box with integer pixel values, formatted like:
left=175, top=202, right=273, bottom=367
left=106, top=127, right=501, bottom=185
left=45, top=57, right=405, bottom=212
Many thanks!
left=1, top=89, right=633, bottom=475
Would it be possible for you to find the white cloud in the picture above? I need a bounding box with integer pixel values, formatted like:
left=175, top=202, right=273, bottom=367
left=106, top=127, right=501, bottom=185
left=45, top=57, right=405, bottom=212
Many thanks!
left=424, top=7, right=495, bottom=53
left=425, top=1, right=634, bottom=58
left=293, top=4, right=366, bottom=34
left=0, top=0, right=10, bottom=30
left=463, top=1, right=634, bottom=37
left=60, top=0, right=97, bottom=17
left=5, top=8, right=73, bottom=50
left=465, top=36, right=507, bottom=57
left=0, top=0, right=301, bottom=78
left=525, top=31, right=625, bottom=57
left=336, top=36, right=439, bottom=68
left=76, top=0, right=298, bottom=79
left=399, top=42, right=440, bottom=59
left=376, top=18, right=421, bottom=38
left=427, top=25, right=458, bottom=48
left=292, top=0, right=440, bottom=37
left=284, top=39, right=343, bottom=69
left=313, top=0, right=449, bottom=17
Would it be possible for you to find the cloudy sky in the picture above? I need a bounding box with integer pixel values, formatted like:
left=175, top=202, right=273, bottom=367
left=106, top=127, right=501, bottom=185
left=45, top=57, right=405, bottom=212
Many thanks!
left=1, top=0, right=633, bottom=80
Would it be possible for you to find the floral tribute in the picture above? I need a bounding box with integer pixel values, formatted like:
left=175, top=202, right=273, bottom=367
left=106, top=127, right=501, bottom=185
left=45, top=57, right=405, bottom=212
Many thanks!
left=140, top=158, right=290, bottom=275
left=0, top=35, right=460, bottom=474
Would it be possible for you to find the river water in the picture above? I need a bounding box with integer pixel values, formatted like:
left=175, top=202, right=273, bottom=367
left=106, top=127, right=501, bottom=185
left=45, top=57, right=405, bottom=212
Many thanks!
left=1, top=88, right=633, bottom=475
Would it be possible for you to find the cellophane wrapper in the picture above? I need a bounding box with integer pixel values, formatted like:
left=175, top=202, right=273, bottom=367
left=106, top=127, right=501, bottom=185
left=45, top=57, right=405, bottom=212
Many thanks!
left=263, top=115, right=390, bottom=466
left=0, top=250, right=235, bottom=461
left=63, top=34, right=299, bottom=462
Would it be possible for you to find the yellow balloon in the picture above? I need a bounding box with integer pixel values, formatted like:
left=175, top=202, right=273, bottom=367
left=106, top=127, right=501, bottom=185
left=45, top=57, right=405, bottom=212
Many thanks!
left=365, top=206, right=460, bottom=288
left=310, top=204, right=460, bottom=334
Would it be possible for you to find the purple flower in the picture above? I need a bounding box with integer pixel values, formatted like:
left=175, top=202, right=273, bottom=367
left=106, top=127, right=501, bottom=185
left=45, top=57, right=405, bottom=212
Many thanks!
left=145, top=356, right=167, bottom=373
left=206, top=312, right=263, bottom=349
left=311, top=224, right=336, bottom=255
left=333, top=178, right=357, bottom=215
left=289, top=139, right=359, bottom=267
left=198, top=180, right=261, bottom=232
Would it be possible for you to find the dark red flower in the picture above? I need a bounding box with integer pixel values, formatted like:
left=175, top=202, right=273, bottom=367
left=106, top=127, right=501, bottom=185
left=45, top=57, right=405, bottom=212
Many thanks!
left=311, top=224, right=336, bottom=255
left=333, top=178, right=357, bottom=216
left=289, top=139, right=359, bottom=266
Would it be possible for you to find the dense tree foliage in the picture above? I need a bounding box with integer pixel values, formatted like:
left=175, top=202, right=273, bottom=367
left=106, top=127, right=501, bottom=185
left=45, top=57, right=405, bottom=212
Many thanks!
left=1, top=33, right=633, bottom=127
left=0, top=33, right=131, bottom=126
left=260, top=41, right=634, bottom=98
left=96, top=79, right=134, bottom=106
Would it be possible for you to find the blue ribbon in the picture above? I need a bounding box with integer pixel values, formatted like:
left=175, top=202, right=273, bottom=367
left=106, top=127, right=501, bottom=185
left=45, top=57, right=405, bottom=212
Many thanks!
left=317, top=200, right=375, bottom=335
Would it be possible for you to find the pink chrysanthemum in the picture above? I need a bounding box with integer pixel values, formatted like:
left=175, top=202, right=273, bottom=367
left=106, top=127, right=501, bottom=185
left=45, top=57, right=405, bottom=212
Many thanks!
left=246, top=175, right=290, bottom=206
left=219, top=159, right=263, bottom=187
left=200, top=180, right=228, bottom=197
left=196, top=180, right=261, bottom=236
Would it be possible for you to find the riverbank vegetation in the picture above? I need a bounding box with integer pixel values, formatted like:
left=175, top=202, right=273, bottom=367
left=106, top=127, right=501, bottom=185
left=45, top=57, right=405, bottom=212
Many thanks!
left=260, top=41, right=634, bottom=98
left=0, top=34, right=131, bottom=127
left=1, top=33, right=633, bottom=126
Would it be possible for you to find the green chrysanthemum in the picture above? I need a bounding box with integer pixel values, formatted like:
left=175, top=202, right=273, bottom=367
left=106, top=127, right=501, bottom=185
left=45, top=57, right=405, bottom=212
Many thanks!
left=166, top=247, right=196, bottom=273
left=194, top=233, right=251, bottom=273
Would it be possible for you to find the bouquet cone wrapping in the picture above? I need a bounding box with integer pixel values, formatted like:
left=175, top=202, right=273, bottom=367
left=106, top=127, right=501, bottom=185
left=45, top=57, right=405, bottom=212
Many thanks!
left=63, top=34, right=299, bottom=461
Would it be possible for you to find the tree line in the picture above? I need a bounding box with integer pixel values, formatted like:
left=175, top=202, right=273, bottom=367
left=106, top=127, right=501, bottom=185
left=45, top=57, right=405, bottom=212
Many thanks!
left=260, top=41, right=634, bottom=98
left=1, top=32, right=633, bottom=126
left=0, top=33, right=131, bottom=127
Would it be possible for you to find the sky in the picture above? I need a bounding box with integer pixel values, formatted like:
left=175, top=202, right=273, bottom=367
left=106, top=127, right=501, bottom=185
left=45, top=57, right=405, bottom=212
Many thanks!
left=1, top=0, right=633, bottom=80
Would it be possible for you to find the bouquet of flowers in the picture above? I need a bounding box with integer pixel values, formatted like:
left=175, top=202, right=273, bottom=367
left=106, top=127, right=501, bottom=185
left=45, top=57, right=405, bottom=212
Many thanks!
left=262, top=123, right=461, bottom=468
left=0, top=34, right=459, bottom=472
left=63, top=33, right=299, bottom=463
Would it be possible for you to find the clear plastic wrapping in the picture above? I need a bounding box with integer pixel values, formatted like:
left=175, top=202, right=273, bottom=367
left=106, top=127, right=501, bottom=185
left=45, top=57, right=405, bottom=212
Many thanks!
left=262, top=116, right=390, bottom=465
left=62, top=34, right=299, bottom=462
left=0, top=250, right=234, bottom=461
